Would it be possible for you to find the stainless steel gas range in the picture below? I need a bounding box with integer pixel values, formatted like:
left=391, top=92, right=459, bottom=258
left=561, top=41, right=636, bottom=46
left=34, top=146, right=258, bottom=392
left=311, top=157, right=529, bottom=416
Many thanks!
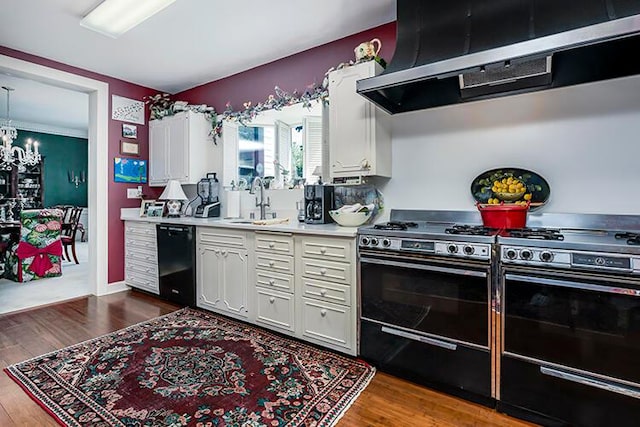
left=357, top=210, right=640, bottom=426
left=358, top=212, right=500, bottom=407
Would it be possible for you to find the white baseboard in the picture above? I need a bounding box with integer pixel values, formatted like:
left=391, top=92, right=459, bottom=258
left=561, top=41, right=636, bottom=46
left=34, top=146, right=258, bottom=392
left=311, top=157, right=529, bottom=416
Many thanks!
left=100, top=281, right=131, bottom=296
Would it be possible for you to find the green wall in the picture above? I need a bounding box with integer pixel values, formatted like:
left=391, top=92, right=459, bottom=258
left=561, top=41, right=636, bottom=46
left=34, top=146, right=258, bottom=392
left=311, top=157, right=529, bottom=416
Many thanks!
left=17, top=130, right=88, bottom=207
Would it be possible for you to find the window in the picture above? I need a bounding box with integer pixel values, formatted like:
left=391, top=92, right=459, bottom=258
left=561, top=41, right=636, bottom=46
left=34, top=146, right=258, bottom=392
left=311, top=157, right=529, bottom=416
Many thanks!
left=238, top=125, right=275, bottom=184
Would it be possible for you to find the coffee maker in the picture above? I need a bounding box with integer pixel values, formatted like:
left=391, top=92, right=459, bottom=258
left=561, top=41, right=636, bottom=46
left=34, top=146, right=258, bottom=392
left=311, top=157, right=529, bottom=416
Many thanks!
left=194, top=173, right=221, bottom=218
left=304, top=184, right=335, bottom=224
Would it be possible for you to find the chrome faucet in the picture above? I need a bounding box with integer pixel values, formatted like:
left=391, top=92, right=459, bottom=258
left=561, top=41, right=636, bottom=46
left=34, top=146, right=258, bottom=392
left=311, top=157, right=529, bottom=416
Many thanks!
left=249, top=177, right=270, bottom=220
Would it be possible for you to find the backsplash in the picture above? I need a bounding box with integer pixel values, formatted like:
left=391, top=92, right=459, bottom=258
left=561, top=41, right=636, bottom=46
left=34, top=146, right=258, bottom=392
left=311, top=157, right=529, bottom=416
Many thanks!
left=378, top=74, right=640, bottom=216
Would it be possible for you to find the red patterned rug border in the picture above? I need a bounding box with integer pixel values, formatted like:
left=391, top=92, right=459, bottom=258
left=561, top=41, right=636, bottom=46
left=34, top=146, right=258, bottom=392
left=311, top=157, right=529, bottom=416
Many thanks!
left=5, top=307, right=376, bottom=427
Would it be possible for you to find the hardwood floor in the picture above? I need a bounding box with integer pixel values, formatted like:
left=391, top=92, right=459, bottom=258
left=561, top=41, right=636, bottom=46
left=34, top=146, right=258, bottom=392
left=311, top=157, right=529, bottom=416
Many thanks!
left=0, top=291, right=534, bottom=426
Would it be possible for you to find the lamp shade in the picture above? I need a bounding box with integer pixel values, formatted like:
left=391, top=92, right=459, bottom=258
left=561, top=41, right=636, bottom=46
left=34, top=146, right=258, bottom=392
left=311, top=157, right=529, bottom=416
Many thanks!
left=159, top=180, right=188, bottom=201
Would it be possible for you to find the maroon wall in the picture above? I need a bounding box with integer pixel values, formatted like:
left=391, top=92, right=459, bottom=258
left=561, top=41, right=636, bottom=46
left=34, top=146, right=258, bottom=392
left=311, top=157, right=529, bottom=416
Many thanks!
left=0, top=45, right=162, bottom=284
left=0, top=21, right=396, bottom=284
left=176, top=22, right=397, bottom=111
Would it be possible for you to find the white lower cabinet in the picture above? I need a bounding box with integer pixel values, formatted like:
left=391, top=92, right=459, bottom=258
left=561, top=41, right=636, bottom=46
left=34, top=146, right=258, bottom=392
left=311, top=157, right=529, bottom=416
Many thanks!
left=256, top=288, right=295, bottom=332
left=124, top=221, right=158, bottom=294
left=295, top=235, right=357, bottom=355
left=196, top=228, right=249, bottom=320
left=301, top=297, right=352, bottom=349
left=192, top=226, right=357, bottom=355
left=253, top=232, right=296, bottom=335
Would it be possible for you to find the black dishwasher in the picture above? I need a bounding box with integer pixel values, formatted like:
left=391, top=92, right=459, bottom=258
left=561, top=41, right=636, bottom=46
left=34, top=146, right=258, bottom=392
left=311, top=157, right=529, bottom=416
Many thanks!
left=156, top=224, right=195, bottom=306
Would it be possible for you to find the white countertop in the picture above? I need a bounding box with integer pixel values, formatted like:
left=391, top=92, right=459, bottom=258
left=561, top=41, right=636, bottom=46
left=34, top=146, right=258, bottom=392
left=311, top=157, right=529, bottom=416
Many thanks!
left=120, top=208, right=358, bottom=237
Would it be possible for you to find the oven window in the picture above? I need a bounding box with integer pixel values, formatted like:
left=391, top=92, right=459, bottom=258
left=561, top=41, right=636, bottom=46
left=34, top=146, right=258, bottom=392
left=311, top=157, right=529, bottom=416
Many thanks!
left=504, top=275, right=640, bottom=385
left=361, top=260, right=489, bottom=346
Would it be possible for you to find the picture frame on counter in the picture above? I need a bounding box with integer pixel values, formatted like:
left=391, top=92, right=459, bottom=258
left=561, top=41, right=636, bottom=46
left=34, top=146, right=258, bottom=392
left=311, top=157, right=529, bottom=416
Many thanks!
left=122, top=123, right=137, bottom=138
left=120, top=140, right=139, bottom=156
left=146, top=205, right=164, bottom=217
left=140, top=199, right=155, bottom=217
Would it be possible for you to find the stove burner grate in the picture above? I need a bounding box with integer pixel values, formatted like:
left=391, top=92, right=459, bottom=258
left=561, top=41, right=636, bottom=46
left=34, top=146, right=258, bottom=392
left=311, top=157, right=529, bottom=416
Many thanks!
left=444, top=225, right=499, bottom=236
left=373, top=221, right=418, bottom=231
left=508, top=227, right=565, bottom=241
left=614, top=232, right=640, bottom=246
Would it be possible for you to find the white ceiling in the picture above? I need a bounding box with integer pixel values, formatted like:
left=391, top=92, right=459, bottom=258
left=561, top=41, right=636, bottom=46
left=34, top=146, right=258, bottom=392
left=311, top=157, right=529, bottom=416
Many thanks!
left=1, top=0, right=395, bottom=132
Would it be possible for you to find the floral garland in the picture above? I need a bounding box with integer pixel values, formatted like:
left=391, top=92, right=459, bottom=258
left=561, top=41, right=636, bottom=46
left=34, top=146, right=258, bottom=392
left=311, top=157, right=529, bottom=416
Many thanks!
left=143, top=55, right=385, bottom=143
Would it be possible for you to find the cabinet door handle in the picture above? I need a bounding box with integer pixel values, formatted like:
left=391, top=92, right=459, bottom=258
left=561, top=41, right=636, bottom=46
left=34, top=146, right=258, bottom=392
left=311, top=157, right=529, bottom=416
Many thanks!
left=269, top=297, right=275, bottom=304
left=268, top=242, right=275, bottom=248
left=269, top=279, right=275, bottom=285
left=269, top=260, right=275, bottom=267
left=214, top=249, right=220, bottom=254
left=221, top=250, right=227, bottom=256
left=320, top=309, right=327, bottom=317
left=320, top=268, right=327, bottom=275
left=320, top=289, right=327, bottom=296
left=320, top=247, right=327, bottom=254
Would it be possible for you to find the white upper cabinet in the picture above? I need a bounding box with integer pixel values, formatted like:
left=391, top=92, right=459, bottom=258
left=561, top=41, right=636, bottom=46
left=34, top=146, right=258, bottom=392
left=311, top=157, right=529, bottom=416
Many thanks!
left=328, top=61, right=391, bottom=179
left=149, top=110, right=221, bottom=186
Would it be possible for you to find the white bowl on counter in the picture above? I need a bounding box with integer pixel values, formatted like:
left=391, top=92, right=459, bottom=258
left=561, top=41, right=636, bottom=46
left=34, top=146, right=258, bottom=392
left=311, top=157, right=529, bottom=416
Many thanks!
left=329, top=210, right=373, bottom=227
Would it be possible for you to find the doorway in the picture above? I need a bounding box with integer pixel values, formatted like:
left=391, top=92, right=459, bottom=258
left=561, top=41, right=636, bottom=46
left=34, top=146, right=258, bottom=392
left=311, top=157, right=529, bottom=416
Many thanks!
left=0, top=54, right=110, bottom=305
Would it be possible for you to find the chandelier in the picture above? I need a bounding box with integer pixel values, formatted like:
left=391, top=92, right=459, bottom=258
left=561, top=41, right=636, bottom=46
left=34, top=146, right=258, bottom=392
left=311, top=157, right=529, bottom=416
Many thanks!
left=1, top=86, right=41, bottom=171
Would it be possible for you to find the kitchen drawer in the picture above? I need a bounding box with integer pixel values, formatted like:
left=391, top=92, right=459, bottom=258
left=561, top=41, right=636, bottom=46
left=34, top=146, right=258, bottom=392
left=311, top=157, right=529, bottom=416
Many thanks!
left=125, top=271, right=159, bottom=294
left=125, top=223, right=156, bottom=238
left=299, top=236, right=352, bottom=262
left=125, top=247, right=157, bottom=264
left=125, top=221, right=155, bottom=232
left=300, top=276, right=351, bottom=306
left=301, top=297, right=352, bottom=349
left=256, top=288, right=295, bottom=333
left=255, top=269, right=294, bottom=293
left=197, top=228, right=247, bottom=248
left=298, top=257, right=351, bottom=285
left=125, top=259, right=158, bottom=277
left=255, top=253, right=294, bottom=275
left=125, top=238, right=157, bottom=252
left=255, top=232, right=294, bottom=255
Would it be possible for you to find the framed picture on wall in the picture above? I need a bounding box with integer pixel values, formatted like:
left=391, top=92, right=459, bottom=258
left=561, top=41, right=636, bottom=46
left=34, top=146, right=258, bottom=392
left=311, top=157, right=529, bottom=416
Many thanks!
left=114, top=157, right=147, bottom=183
left=122, top=123, right=137, bottom=139
left=120, top=140, right=139, bottom=156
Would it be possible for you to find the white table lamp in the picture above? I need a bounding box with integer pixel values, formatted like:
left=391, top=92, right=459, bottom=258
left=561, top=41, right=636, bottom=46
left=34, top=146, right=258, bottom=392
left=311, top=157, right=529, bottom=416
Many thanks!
left=159, top=180, right=188, bottom=217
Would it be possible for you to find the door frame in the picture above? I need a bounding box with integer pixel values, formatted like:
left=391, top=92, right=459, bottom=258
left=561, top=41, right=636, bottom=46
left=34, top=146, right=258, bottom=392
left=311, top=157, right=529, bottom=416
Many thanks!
left=0, top=54, right=110, bottom=296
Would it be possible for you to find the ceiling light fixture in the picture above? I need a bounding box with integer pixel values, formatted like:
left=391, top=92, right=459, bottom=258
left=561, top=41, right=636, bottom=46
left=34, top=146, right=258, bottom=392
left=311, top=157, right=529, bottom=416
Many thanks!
left=1, top=86, right=41, bottom=172
left=80, top=0, right=178, bottom=38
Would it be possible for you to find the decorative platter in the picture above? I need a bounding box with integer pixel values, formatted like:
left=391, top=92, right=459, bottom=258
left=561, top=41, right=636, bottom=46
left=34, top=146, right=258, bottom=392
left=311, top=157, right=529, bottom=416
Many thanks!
left=471, top=168, right=550, bottom=211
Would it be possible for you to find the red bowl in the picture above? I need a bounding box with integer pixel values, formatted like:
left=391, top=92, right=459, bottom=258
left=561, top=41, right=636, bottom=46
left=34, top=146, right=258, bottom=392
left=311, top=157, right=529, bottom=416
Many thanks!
left=477, top=202, right=529, bottom=229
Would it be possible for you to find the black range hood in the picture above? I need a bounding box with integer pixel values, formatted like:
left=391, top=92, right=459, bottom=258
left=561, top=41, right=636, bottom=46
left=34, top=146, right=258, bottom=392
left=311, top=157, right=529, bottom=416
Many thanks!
left=357, top=0, right=640, bottom=114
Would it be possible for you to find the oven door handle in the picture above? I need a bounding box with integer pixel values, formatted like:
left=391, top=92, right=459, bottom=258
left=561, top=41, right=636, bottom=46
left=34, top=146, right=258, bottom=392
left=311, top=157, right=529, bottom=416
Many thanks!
left=361, top=257, right=487, bottom=278
left=540, top=366, right=640, bottom=399
left=381, top=326, right=458, bottom=351
left=505, top=274, right=640, bottom=297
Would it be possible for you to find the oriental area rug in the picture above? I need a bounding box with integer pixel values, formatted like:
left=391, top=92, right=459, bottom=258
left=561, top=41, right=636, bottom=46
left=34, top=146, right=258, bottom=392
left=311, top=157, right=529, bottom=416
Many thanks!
left=5, top=308, right=375, bottom=426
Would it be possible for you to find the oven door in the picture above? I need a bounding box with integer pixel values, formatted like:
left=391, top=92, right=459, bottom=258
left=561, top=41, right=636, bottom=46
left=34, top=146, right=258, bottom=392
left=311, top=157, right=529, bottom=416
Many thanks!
left=359, top=252, right=493, bottom=404
left=500, top=267, right=640, bottom=426
left=360, top=253, right=491, bottom=347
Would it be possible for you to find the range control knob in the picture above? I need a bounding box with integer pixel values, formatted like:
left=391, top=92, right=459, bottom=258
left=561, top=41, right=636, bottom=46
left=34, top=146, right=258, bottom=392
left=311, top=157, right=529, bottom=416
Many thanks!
left=520, top=249, right=533, bottom=260
left=361, top=237, right=370, bottom=246
left=447, top=244, right=458, bottom=254
left=505, top=249, right=518, bottom=260
left=370, top=238, right=379, bottom=246
left=463, top=245, right=475, bottom=255
left=595, top=257, right=606, bottom=266
left=540, top=251, right=554, bottom=262
left=382, top=238, right=391, bottom=247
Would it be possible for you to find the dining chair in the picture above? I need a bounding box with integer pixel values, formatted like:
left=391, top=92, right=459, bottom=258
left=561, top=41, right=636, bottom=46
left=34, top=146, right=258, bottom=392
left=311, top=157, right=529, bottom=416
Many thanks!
left=61, top=206, right=83, bottom=264
left=3, top=208, right=64, bottom=282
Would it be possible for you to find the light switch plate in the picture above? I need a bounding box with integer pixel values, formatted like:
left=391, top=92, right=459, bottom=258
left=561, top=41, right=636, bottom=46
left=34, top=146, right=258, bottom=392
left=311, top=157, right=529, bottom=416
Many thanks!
left=127, top=188, right=140, bottom=199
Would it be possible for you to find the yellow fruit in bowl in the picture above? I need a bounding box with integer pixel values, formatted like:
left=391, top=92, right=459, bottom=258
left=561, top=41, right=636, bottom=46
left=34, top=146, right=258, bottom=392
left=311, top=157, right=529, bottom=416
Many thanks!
left=523, top=193, right=532, bottom=201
